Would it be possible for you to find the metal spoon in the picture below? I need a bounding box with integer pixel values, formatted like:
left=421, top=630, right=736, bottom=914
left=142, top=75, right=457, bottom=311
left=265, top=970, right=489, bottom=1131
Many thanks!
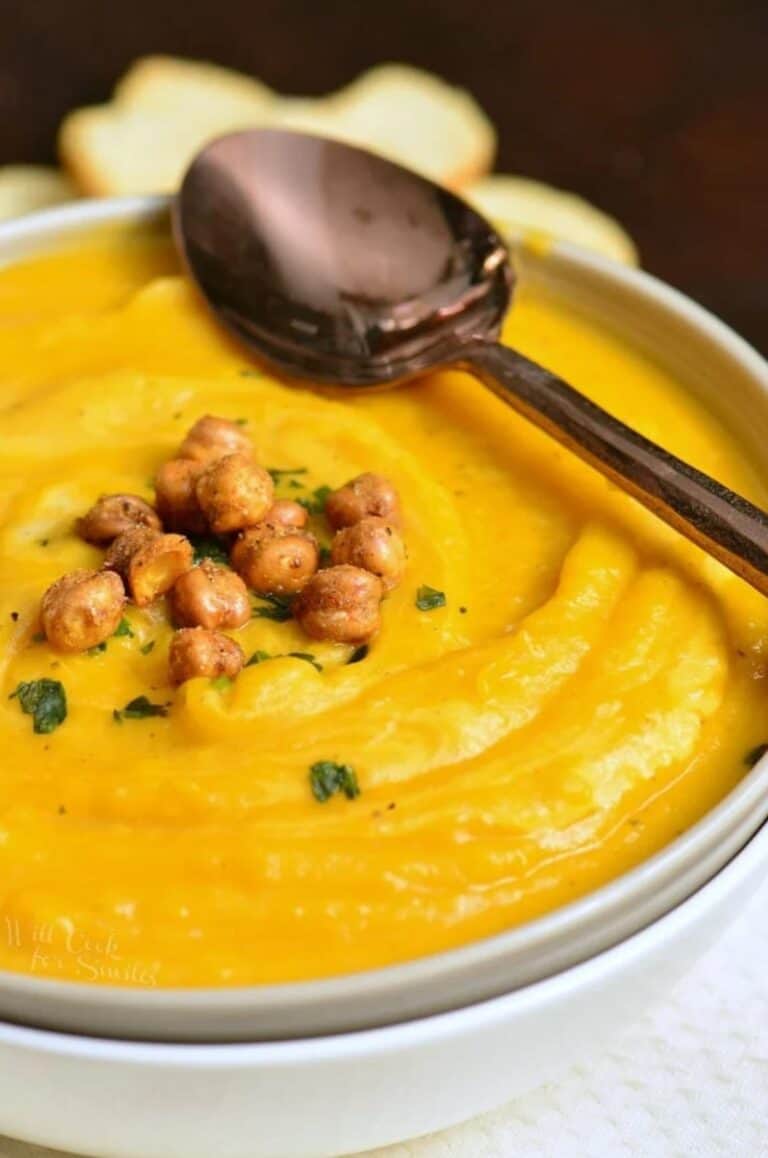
left=174, top=128, right=768, bottom=595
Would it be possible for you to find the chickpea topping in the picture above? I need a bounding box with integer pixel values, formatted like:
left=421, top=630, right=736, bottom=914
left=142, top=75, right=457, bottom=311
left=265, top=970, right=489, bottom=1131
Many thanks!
left=169, top=560, right=250, bottom=630
left=265, top=499, right=309, bottom=529
left=179, top=415, right=253, bottom=464
left=77, top=493, right=161, bottom=545
left=195, top=453, right=274, bottom=534
left=41, top=569, right=125, bottom=653
left=325, top=472, right=401, bottom=530
left=231, top=523, right=318, bottom=595
left=103, top=526, right=158, bottom=579
left=294, top=565, right=382, bottom=643
left=331, top=517, right=406, bottom=592
left=169, top=627, right=245, bottom=685
left=106, top=529, right=193, bottom=607
left=154, top=458, right=207, bottom=534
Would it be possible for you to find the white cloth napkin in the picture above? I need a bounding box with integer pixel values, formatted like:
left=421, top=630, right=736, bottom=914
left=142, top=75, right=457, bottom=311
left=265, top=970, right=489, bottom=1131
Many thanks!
left=1, top=871, right=767, bottom=1158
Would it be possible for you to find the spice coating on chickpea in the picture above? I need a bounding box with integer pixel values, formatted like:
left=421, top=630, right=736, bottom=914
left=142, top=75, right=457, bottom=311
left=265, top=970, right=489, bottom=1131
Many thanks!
left=77, top=493, right=161, bottom=545
left=179, top=415, right=253, bottom=464
left=127, top=533, right=194, bottom=607
left=231, top=523, right=318, bottom=595
left=169, top=627, right=245, bottom=685
left=103, top=527, right=159, bottom=580
left=294, top=565, right=383, bottom=643
left=195, top=453, right=274, bottom=534
left=331, top=517, right=406, bottom=592
left=265, top=499, right=309, bottom=529
left=325, top=473, right=401, bottom=530
left=169, top=560, right=251, bottom=630
left=41, top=569, right=125, bottom=653
left=154, top=459, right=207, bottom=534
left=105, top=529, right=193, bottom=607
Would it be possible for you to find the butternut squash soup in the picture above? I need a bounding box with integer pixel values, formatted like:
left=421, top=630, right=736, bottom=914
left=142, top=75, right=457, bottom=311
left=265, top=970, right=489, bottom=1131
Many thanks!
left=1, top=235, right=767, bottom=987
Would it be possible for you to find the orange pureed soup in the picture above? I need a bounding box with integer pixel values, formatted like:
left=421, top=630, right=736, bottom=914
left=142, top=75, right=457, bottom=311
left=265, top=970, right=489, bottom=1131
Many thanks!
left=1, top=232, right=767, bottom=987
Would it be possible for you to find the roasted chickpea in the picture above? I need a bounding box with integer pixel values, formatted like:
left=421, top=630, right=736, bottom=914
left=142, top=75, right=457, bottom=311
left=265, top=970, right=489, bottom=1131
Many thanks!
left=169, top=627, right=245, bottom=685
left=293, top=565, right=382, bottom=643
left=77, top=493, right=161, bottom=545
left=169, top=560, right=251, bottom=630
left=154, top=458, right=207, bottom=534
left=330, top=517, right=406, bottom=592
left=103, top=526, right=158, bottom=578
left=106, top=529, right=193, bottom=607
left=195, top=453, right=274, bottom=534
left=41, top=569, right=125, bottom=653
left=179, top=415, right=253, bottom=464
left=231, top=523, right=318, bottom=595
left=265, top=499, right=309, bottom=529
left=325, top=472, right=401, bottom=530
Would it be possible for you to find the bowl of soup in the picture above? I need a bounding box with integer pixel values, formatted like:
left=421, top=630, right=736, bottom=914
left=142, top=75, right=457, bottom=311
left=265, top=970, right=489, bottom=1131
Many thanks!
left=0, top=195, right=768, bottom=1061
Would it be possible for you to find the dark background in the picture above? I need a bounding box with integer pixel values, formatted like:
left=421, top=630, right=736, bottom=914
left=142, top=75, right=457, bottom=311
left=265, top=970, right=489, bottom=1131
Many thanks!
left=1, top=0, right=766, bottom=352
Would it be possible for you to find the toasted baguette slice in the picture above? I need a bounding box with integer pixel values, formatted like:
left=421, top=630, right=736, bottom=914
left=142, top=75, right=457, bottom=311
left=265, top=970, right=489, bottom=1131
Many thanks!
left=275, top=64, right=495, bottom=187
left=60, top=57, right=496, bottom=196
left=60, top=58, right=274, bottom=196
left=465, top=175, right=638, bottom=266
left=0, top=166, right=77, bottom=222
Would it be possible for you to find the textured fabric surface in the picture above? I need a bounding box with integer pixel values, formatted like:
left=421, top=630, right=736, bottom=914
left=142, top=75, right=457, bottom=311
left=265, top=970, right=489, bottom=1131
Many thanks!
left=1, top=873, right=766, bottom=1158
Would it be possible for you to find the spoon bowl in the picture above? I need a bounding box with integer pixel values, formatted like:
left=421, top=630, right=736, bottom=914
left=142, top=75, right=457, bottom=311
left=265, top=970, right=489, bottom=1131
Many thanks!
left=175, top=129, right=511, bottom=385
left=175, top=129, right=768, bottom=596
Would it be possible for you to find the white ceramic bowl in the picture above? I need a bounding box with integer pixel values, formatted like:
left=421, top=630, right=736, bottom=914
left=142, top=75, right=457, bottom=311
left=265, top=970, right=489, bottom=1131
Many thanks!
left=1, top=196, right=767, bottom=1156
left=1, top=197, right=768, bottom=1047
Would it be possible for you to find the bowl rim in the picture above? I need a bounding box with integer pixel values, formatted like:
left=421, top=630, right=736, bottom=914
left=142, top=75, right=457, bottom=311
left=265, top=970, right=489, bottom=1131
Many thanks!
left=2, top=194, right=768, bottom=1039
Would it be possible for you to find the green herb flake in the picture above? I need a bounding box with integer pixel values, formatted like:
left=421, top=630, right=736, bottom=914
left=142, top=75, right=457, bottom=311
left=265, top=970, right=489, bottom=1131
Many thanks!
left=246, top=649, right=273, bottom=667
left=31, top=631, right=46, bottom=644
left=10, top=679, right=67, bottom=734
left=113, top=695, right=169, bottom=722
left=415, top=585, right=447, bottom=612
left=252, top=593, right=294, bottom=622
left=87, top=641, right=108, bottom=656
left=210, top=676, right=233, bottom=693
left=268, top=466, right=308, bottom=483
left=318, top=545, right=332, bottom=567
left=309, top=760, right=360, bottom=803
left=298, top=485, right=332, bottom=516
left=113, top=618, right=134, bottom=639
left=288, top=652, right=322, bottom=672
left=235, top=417, right=248, bottom=426
left=745, top=742, right=768, bottom=768
left=188, top=535, right=231, bottom=567
left=140, top=640, right=155, bottom=656
left=347, top=644, right=369, bottom=665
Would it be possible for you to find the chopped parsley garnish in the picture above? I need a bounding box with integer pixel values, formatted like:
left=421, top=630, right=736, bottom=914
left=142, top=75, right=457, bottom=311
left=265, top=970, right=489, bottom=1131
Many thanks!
left=288, top=652, right=322, bottom=672
left=246, top=649, right=272, bottom=667
left=235, top=417, right=248, bottom=426
left=210, top=676, right=233, bottom=692
left=309, top=760, right=360, bottom=803
left=347, top=644, right=369, bottom=665
left=113, top=695, right=169, bottom=722
left=268, top=466, right=308, bottom=483
left=744, top=742, right=768, bottom=768
left=246, top=649, right=322, bottom=671
left=140, top=640, right=155, bottom=656
left=318, top=545, right=332, bottom=567
left=415, top=585, right=446, bottom=611
left=113, top=618, right=134, bottom=638
left=298, top=485, right=332, bottom=516
left=11, top=679, right=67, bottom=734
left=31, top=631, right=45, bottom=644
left=87, top=641, right=107, bottom=656
left=252, top=593, right=294, bottom=622
left=188, top=534, right=231, bottom=567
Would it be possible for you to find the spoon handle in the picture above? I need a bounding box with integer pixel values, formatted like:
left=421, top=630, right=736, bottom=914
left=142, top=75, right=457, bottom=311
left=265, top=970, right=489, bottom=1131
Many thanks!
left=461, top=340, right=768, bottom=595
